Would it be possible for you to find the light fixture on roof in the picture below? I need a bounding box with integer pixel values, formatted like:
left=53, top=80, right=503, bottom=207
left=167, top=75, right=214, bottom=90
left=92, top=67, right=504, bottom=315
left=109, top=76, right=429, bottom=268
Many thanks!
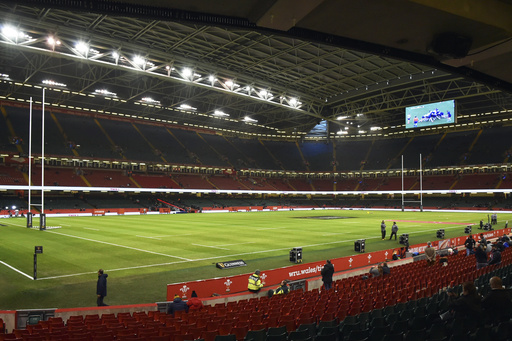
left=74, top=41, right=89, bottom=57
left=289, top=97, right=302, bottom=108
left=243, top=116, right=258, bottom=123
left=337, top=130, right=348, bottom=135
left=1, top=25, right=31, bottom=42
left=42, top=79, right=67, bottom=88
left=179, top=104, right=197, bottom=111
left=213, top=110, right=229, bottom=117
left=182, top=67, right=193, bottom=80
left=337, top=116, right=348, bottom=120
left=370, top=126, right=381, bottom=131
left=208, top=75, right=216, bottom=83
left=47, top=36, right=61, bottom=51
left=94, top=89, right=117, bottom=97
left=133, top=55, right=146, bottom=67
left=141, top=97, right=160, bottom=105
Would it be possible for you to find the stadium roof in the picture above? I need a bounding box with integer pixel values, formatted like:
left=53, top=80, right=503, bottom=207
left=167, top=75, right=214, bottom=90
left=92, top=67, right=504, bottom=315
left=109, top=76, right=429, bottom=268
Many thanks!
left=1, top=0, right=512, bottom=138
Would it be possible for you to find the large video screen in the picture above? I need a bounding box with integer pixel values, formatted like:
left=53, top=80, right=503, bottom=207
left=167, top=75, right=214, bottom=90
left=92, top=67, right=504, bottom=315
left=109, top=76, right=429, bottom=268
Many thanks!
left=405, top=99, right=455, bottom=129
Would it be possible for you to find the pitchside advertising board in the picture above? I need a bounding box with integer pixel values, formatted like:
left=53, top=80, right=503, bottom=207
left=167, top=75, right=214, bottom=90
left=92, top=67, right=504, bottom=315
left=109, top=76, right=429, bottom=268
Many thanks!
left=216, top=260, right=247, bottom=269
left=167, top=227, right=511, bottom=300
left=405, top=99, right=456, bottom=129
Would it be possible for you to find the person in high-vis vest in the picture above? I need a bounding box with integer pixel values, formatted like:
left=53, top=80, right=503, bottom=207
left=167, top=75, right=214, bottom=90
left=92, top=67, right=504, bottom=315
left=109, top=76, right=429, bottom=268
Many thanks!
left=248, top=269, right=263, bottom=293
left=274, top=280, right=289, bottom=295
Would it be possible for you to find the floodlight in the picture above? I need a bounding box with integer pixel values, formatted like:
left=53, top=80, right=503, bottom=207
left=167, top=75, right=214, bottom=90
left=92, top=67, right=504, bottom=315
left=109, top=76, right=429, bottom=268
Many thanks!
left=75, top=41, right=89, bottom=55
left=244, top=116, right=257, bottom=123
left=2, top=25, right=18, bottom=39
left=213, top=110, right=229, bottom=117
left=133, top=55, right=145, bottom=66
left=179, top=104, right=196, bottom=111
left=208, top=75, right=216, bottom=83
left=47, top=36, right=61, bottom=47
left=182, top=67, right=192, bottom=78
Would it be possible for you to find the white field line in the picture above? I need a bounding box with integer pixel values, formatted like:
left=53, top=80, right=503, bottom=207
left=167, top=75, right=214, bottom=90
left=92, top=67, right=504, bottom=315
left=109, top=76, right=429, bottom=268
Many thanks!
left=214, top=242, right=255, bottom=247
left=4, top=222, right=26, bottom=227
left=192, top=244, right=230, bottom=250
left=0, top=260, right=33, bottom=280
left=256, top=226, right=289, bottom=230
left=46, top=230, right=191, bottom=261
left=136, top=235, right=162, bottom=240
left=83, top=227, right=99, bottom=231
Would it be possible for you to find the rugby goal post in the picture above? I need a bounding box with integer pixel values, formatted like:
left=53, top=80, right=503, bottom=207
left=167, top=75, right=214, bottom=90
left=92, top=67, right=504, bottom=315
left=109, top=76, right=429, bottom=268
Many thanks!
left=401, top=154, right=423, bottom=212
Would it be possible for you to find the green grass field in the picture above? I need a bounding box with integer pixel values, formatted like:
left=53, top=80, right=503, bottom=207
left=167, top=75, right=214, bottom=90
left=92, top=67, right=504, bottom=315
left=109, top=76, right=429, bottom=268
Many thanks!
left=0, top=209, right=509, bottom=309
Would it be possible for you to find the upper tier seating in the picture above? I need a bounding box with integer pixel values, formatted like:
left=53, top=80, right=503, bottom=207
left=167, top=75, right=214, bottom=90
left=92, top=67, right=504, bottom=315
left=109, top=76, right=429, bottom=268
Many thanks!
left=2, top=104, right=512, bottom=173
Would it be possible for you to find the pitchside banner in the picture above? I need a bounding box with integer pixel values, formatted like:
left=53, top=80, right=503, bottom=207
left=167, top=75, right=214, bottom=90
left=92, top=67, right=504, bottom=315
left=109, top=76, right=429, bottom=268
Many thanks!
left=216, top=260, right=247, bottom=269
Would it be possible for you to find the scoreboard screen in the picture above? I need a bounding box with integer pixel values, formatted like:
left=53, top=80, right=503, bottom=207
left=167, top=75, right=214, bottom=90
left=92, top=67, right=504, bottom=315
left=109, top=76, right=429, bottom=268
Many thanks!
left=405, top=99, right=456, bottom=129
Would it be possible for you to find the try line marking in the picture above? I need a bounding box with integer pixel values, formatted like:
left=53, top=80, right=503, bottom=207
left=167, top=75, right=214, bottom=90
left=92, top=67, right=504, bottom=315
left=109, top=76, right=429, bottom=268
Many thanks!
left=0, top=260, right=33, bottom=280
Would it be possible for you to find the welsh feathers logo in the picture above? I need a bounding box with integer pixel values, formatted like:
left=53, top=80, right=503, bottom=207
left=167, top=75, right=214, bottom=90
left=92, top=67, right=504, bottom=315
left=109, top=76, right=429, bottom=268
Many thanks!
left=180, top=285, right=190, bottom=298
left=224, top=279, right=232, bottom=292
left=260, top=273, right=267, bottom=285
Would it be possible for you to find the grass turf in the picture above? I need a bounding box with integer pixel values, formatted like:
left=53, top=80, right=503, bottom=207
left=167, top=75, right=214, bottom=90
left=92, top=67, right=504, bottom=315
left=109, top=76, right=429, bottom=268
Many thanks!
left=0, top=209, right=508, bottom=309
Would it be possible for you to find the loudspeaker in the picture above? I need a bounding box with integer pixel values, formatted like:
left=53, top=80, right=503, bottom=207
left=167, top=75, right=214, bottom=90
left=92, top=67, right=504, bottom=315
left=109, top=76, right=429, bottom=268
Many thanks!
left=431, top=33, right=472, bottom=59
left=436, top=229, right=445, bottom=239
left=399, top=234, right=409, bottom=245
left=289, top=247, right=302, bottom=263
left=465, top=226, right=472, bottom=234
left=354, top=239, right=365, bottom=253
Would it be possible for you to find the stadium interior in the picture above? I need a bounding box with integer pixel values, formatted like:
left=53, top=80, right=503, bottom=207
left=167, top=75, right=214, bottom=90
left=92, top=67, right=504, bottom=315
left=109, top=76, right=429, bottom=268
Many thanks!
left=2, top=1, right=512, bottom=340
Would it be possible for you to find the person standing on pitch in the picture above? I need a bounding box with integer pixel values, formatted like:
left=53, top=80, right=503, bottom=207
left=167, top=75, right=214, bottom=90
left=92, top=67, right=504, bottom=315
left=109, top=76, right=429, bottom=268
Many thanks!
left=321, top=259, right=334, bottom=290
left=389, top=222, right=399, bottom=240
left=96, top=269, right=108, bottom=306
left=380, top=220, right=386, bottom=240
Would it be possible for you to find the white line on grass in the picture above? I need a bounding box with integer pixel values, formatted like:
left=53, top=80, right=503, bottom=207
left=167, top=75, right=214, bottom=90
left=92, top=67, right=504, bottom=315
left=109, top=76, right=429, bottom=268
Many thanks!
left=192, top=244, right=230, bottom=250
left=136, top=235, right=162, bottom=240
left=256, top=226, right=289, bottom=230
left=214, top=242, right=255, bottom=247
left=4, top=222, right=26, bottom=227
left=83, top=227, right=99, bottom=231
left=0, top=260, right=33, bottom=280
left=46, top=230, right=192, bottom=261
